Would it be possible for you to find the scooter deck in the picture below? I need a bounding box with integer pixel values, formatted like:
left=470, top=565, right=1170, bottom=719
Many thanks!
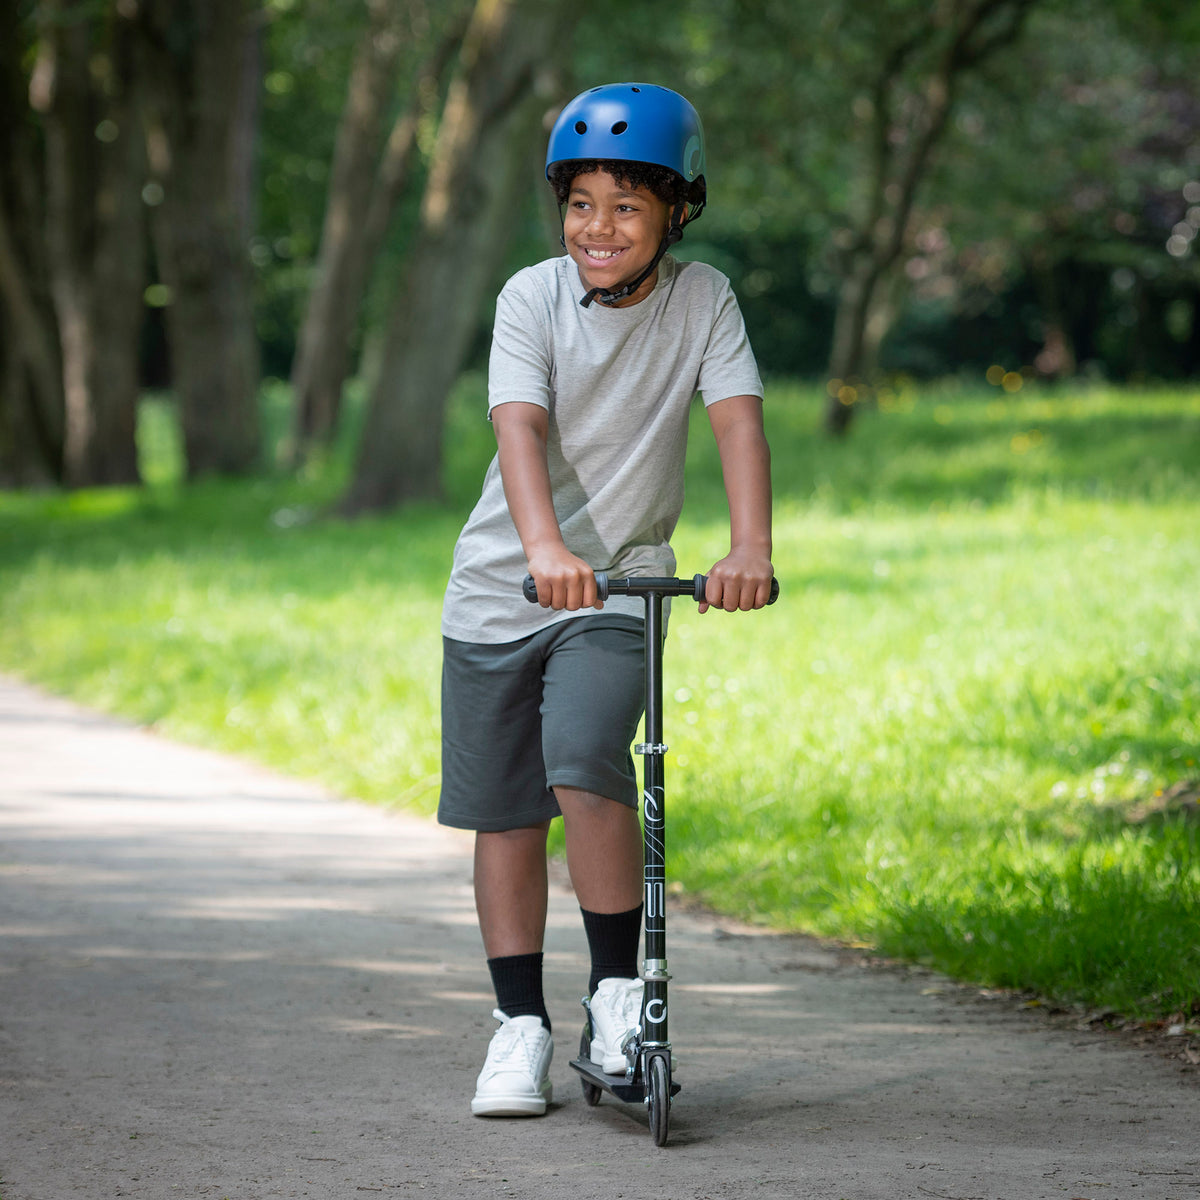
left=568, top=1055, right=682, bottom=1103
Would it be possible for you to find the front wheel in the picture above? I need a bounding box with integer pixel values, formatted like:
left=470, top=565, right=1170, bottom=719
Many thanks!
left=646, top=1052, right=670, bottom=1146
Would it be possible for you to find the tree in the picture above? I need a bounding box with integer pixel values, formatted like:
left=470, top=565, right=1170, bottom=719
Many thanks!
left=869, top=0, right=1200, bottom=382
left=25, top=0, right=146, bottom=485
left=575, top=0, right=1042, bottom=428
left=339, top=0, right=578, bottom=514
left=287, top=0, right=468, bottom=468
left=0, top=2, right=64, bottom=486
left=136, top=0, right=263, bottom=478
left=814, top=0, right=1039, bottom=432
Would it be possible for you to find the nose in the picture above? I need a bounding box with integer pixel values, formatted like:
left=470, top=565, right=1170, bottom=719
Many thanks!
left=586, top=205, right=614, bottom=234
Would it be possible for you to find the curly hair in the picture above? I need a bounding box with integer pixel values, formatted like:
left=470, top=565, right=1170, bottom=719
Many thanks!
left=548, top=158, right=699, bottom=208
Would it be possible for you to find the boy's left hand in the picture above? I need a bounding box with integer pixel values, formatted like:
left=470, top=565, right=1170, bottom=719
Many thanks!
left=700, top=549, right=774, bottom=613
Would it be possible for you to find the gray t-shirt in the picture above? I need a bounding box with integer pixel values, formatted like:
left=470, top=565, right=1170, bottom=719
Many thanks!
left=441, top=253, right=763, bottom=644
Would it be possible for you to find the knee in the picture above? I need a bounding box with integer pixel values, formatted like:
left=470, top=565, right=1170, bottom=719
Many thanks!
left=555, top=787, right=634, bottom=824
left=478, top=821, right=551, bottom=847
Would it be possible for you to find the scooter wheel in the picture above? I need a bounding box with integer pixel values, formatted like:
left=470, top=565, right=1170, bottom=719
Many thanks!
left=646, top=1052, right=670, bottom=1146
left=579, top=1026, right=602, bottom=1107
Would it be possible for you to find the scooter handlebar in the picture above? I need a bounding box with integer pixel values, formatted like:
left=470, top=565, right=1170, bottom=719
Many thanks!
left=522, top=572, right=779, bottom=605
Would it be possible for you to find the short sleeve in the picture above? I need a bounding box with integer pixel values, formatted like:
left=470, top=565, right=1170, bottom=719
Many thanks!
left=697, top=278, right=763, bottom=406
left=487, top=278, right=553, bottom=414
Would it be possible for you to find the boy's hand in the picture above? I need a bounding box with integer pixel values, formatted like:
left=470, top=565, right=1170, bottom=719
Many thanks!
left=700, top=549, right=774, bottom=613
left=526, top=546, right=603, bottom=611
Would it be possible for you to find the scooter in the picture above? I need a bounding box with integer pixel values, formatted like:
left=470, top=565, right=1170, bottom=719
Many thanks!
left=524, top=570, right=779, bottom=1145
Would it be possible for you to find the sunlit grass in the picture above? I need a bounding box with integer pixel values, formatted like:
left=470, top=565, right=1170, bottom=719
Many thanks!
left=2, top=378, right=1197, bottom=1018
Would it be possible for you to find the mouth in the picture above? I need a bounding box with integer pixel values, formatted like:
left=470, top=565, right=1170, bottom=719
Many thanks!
left=581, top=246, right=628, bottom=265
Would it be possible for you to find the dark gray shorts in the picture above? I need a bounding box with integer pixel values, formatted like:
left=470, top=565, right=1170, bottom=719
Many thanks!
left=438, top=614, right=645, bottom=832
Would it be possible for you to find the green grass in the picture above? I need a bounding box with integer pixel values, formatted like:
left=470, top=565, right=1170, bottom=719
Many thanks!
left=2, top=377, right=1198, bottom=1021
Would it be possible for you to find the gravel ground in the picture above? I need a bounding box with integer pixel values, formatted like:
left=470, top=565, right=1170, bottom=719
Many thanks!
left=1, top=676, right=1196, bottom=1200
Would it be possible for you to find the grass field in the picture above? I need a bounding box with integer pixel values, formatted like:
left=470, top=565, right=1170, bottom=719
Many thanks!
left=2, top=378, right=1197, bottom=1022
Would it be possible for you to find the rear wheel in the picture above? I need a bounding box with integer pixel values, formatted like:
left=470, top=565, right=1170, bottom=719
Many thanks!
left=579, top=1026, right=602, bottom=1106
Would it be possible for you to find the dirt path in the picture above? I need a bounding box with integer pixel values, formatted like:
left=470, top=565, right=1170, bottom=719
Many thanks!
left=0, top=676, right=1195, bottom=1200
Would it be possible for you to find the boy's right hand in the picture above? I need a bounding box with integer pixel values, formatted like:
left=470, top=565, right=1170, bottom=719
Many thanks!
left=525, top=547, right=603, bottom=611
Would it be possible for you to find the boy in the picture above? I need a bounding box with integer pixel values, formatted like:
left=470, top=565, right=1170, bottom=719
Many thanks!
left=439, top=82, right=773, bottom=1116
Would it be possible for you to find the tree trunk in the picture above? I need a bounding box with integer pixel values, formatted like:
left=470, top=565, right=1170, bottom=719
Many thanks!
left=0, top=204, right=64, bottom=486
left=823, top=0, right=1036, bottom=435
left=288, top=1, right=466, bottom=468
left=340, top=0, right=577, bottom=515
left=28, top=0, right=145, bottom=487
left=0, top=4, right=64, bottom=486
left=1027, top=247, right=1076, bottom=378
left=826, top=263, right=879, bottom=434
left=825, top=259, right=904, bottom=433
left=138, top=0, right=261, bottom=479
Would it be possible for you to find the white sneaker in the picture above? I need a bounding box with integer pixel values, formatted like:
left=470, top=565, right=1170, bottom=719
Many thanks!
left=471, top=1010, right=553, bottom=1117
left=588, top=977, right=644, bottom=1075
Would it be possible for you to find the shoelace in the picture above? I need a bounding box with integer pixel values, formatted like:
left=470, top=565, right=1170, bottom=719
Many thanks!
left=599, top=984, right=643, bottom=1038
left=486, top=1010, right=544, bottom=1073
left=615, top=987, right=642, bottom=1029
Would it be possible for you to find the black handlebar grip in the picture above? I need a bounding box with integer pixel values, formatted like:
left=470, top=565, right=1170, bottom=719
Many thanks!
left=692, top=574, right=780, bottom=604
left=525, top=572, right=778, bottom=604
left=522, top=572, right=611, bottom=603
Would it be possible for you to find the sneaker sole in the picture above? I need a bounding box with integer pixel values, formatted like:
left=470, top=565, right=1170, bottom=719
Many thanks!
left=590, top=1042, right=679, bottom=1075
left=471, top=1083, right=552, bottom=1117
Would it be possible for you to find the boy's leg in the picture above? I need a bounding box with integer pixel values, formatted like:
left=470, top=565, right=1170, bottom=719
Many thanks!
left=539, top=619, right=647, bottom=1068
left=441, top=633, right=562, bottom=1117
left=474, top=822, right=553, bottom=1029
left=474, top=823, right=551, bottom=958
left=556, top=787, right=641, bottom=914
left=557, top=787, right=646, bottom=1073
left=470, top=824, right=555, bottom=1117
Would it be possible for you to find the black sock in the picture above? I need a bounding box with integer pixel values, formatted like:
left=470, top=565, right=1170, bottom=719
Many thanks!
left=580, top=905, right=643, bottom=996
left=487, top=952, right=551, bottom=1032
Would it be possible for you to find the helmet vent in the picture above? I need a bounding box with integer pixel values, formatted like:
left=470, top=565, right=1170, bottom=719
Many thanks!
left=574, top=121, right=587, bottom=134
left=611, top=121, right=628, bottom=135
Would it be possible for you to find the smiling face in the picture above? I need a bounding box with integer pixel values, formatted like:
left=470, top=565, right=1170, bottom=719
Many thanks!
left=561, top=169, right=673, bottom=307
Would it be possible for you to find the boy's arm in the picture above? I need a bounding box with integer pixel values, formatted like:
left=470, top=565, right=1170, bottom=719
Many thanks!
left=491, top=401, right=601, bottom=611
left=702, top=394, right=773, bottom=614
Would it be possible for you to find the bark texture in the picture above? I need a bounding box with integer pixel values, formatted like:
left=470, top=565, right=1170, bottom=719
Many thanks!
left=26, top=1, right=146, bottom=486
left=340, top=0, right=577, bottom=515
left=0, top=5, right=64, bottom=486
left=288, top=1, right=467, bottom=467
left=138, top=0, right=262, bottom=478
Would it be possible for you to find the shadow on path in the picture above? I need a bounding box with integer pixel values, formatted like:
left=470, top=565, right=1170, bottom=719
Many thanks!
left=1, top=677, right=1195, bottom=1200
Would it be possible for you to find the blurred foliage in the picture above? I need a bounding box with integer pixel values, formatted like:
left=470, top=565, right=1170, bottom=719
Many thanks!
left=24, top=0, right=1199, bottom=386
left=253, top=0, right=1200, bottom=382
left=559, top=0, right=1200, bottom=381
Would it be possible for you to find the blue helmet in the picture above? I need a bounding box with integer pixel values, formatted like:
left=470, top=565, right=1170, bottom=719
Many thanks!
left=545, top=82, right=706, bottom=193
